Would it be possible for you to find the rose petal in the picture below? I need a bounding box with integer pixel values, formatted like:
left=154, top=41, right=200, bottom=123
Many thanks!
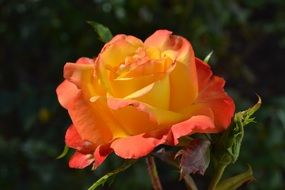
left=93, top=145, right=113, bottom=169
left=121, top=57, right=173, bottom=78
left=96, top=35, right=144, bottom=96
left=122, top=82, right=155, bottom=99
left=111, top=73, right=164, bottom=98
left=111, top=104, right=158, bottom=135
left=67, top=93, right=123, bottom=145
left=110, top=115, right=216, bottom=158
left=64, top=63, right=93, bottom=88
left=64, top=62, right=105, bottom=97
left=144, top=30, right=173, bottom=50
left=56, top=57, right=95, bottom=109
left=179, top=104, right=215, bottom=121
left=169, top=61, right=198, bottom=111
left=204, top=99, right=234, bottom=129
left=56, top=80, right=79, bottom=109
left=195, top=58, right=235, bottom=129
left=65, top=124, right=83, bottom=149
left=111, top=130, right=169, bottom=159
left=170, top=115, right=216, bottom=145
left=69, top=151, right=94, bottom=169
left=107, top=97, right=185, bottom=128
left=145, top=30, right=199, bottom=111
left=125, top=75, right=170, bottom=109
left=98, top=35, right=143, bottom=69
left=145, top=29, right=195, bottom=63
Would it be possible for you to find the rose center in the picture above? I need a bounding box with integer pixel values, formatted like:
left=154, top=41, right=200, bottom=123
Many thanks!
left=115, top=47, right=174, bottom=79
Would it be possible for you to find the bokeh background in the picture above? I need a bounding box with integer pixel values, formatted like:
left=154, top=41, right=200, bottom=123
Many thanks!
left=1, top=0, right=285, bottom=189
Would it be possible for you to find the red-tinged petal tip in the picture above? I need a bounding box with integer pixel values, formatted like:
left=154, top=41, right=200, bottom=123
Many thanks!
left=144, top=30, right=172, bottom=48
left=56, top=57, right=93, bottom=109
left=65, top=125, right=83, bottom=149
left=68, top=151, right=94, bottom=169
left=110, top=131, right=169, bottom=159
left=195, top=58, right=235, bottom=129
left=93, top=145, right=113, bottom=170
left=65, top=125, right=97, bottom=154
left=170, top=115, right=216, bottom=145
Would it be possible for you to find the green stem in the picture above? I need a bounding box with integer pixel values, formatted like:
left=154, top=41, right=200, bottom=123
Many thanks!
left=208, top=164, right=227, bottom=190
left=146, top=156, right=163, bottom=190
left=183, top=174, right=198, bottom=190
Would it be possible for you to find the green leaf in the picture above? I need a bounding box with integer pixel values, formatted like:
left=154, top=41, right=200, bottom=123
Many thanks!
left=234, top=95, right=262, bottom=126
left=56, top=145, right=69, bottom=159
left=87, top=21, right=113, bottom=43
left=216, top=165, right=255, bottom=190
left=88, top=159, right=136, bottom=190
left=203, top=51, right=213, bottom=63
left=215, top=95, right=262, bottom=165
left=227, top=95, right=262, bottom=163
left=209, top=96, right=261, bottom=189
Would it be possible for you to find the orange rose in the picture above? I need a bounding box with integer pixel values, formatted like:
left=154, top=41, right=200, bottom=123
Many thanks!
left=56, top=30, right=235, bottom=169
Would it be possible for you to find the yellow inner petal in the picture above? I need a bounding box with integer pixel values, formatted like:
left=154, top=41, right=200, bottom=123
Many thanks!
left=134, top=75, right=170, bottom=109
left=169, top=61, right=198, bottom=112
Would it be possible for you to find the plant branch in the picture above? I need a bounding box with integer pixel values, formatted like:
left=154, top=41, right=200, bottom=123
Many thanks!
left=208, top=163, right=227, bottom=190
left=146, top=156, right=163, bottom=190
left=183, top=174, right=198, bottom=190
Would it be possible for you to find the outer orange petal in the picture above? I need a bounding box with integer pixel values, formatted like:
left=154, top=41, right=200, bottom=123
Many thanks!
left=65, top=124, right=83, bottom=149
left=67, top=93, right=115, bottom=145
left=56, top=57, right=104, bottom=109
left=64, top=62, right=93, bottom=88
left=194, top=58, right=235, bottom=129
left=69, top=151, right=94, bottom=169
left=110, top=130, right=169, bottom=159
left=65, top=125, right=95, bottom=154
left=110, top=115, right=216, bottom=159
left=93, top=144, right=113, bottom=169
left=170, top=115, right=216, bottom=145
left=64, top=59, right=105, bottom=97
left=56, top=80, right=79, bottom=109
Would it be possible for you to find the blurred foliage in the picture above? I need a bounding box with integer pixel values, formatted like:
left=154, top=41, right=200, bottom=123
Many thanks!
left=0, top=0, right=284, bottom=189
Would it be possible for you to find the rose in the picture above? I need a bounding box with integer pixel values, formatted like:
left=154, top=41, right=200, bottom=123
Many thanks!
left=56, top=30, right=235, bottom=169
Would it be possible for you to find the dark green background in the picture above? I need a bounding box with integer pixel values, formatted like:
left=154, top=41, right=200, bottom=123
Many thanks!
left=0, top=0, right=284, bottom=189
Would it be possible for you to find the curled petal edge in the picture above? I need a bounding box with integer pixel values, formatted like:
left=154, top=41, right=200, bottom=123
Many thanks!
left=69, top=151, right=94, bottom=169
left=56, top=57, right=94, bottom=109
left=110, top=115, right=216, bottom=159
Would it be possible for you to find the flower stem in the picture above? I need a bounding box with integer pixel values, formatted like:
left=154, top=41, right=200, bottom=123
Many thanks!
left=146, top=156, right=163, bottom=190
left=183, top=174, right=198, bottom=190
left=208, top=164, right=227, bottom=190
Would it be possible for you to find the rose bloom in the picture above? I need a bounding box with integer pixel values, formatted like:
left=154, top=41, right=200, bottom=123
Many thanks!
left=56, top=30, right=235, bottom=169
